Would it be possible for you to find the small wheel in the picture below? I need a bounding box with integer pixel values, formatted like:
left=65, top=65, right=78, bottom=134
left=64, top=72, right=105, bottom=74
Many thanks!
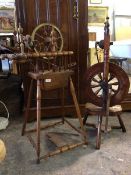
left=84, top=62, right=130, bottom=107
left=31, top=23, right=63, bottom=52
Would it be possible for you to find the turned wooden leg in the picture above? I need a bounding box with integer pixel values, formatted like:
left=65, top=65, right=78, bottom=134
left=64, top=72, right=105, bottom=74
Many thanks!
left=61, top=87, right=65, bottom=124
left=36, top=80, right=42, bottom=164
left=83, top=113, right=88, bottom=125
left=22, top=79, right=33, bottom=136
left=69, top=77, right=87, bottom=143
left=96, top=115, right=103, bottom=149
left=117, top=114, right=126, bottom=133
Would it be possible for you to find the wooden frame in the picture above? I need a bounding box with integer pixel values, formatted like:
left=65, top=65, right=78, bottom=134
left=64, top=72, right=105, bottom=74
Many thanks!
left=88, top=6, right=108, bottom=26
left=0, top=7, right=15, bottom=33
left=90, top=0, right=102, bottom=4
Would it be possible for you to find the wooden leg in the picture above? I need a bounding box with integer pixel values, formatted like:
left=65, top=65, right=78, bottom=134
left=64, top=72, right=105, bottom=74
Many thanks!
left=69, top=77, right=87, bottom=143
left=36, top=80, right=42, bottom=164
left=61, top=87, right=65, bottom=124
left=21, top=79, right=33, bottom=136
left=96, top=115, right=103, bottom=149
left=83, top=113, right=88, bottom=125
left=117, top=114, right=126, bottom=133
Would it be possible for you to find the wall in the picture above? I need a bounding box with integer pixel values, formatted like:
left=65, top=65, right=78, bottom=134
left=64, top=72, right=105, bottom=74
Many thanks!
left=0, top=0, right=14, bottom=7
left=88, top=0, right=114, bottom=42
left=88, top=0, right=131, bottom=42
left=88, top=0, right=131, bottom=74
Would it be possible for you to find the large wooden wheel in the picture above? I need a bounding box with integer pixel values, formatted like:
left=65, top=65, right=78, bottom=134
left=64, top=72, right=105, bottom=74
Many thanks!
left=31, top=23, right=63, bottom=52
left=84, top=62, right=130, bottom=107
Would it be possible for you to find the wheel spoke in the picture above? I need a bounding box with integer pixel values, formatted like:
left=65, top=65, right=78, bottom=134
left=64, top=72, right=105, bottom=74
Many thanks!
left=43, top=28, right=48, bottom=36
left=50, top=26, right=54, bottom=36
left=91, top=84, right=100, bottom=88
left=97, top=73, right=103, bottom=80
left=35, top=33, right=45, bottom=40
left=108, top=74, right=115, bottom=82
left=111, top=88, right=118, bottom=94
left=109, top=82, right=119, bottom=86
left=92, top=77, right=101, bottom=83
left=95, top=87, right=102, bottom=95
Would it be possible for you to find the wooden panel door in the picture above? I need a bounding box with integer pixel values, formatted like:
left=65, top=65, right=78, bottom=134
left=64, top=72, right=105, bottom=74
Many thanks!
left=15, top=0, right=88, bottom=116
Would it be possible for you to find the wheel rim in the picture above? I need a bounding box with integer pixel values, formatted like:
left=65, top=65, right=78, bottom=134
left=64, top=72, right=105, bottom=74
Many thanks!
left=31, top=23, right=63, bottom=52
left=84, top=62, right=130, bottom=107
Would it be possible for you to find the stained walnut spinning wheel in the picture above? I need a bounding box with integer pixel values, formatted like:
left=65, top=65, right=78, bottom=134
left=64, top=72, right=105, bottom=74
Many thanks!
left=84, top=62, right=130, bottom=107
left=31, top=23, right=63, bottom=52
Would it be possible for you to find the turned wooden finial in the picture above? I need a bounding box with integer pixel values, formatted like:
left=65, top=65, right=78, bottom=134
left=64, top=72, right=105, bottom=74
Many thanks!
left=104, top=17, right=110, bottom=35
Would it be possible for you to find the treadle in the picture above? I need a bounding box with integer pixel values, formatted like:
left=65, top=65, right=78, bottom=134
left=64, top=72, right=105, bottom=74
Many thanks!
left=46, top=131, right=80, bottom=148
left=47, top=132, right=68, bottom=147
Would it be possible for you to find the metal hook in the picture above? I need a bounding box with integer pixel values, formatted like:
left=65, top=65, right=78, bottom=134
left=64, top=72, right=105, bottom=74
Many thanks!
left=73, top=0, right=79, bottom=19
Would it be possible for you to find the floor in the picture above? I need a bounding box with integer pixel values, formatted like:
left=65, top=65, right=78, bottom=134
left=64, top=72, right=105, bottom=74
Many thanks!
left=0, top=112, right=131, bottom=175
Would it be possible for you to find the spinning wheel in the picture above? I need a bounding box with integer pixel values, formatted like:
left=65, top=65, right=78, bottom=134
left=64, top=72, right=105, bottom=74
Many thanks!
left=83, top=17, right=130, bottom=149
left=31, top=23, right=63, bottom=52
left=84, top=62, right=130, bottom=107
left=20, top=24, right=87, bottom=163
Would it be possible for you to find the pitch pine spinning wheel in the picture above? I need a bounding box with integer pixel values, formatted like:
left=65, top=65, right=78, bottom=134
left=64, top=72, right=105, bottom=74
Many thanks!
left=31, top=23, right=64, bottom=52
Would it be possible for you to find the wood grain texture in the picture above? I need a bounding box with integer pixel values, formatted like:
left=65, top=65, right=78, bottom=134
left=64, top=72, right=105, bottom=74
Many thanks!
left=15, top=0, right=88, bottom=115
